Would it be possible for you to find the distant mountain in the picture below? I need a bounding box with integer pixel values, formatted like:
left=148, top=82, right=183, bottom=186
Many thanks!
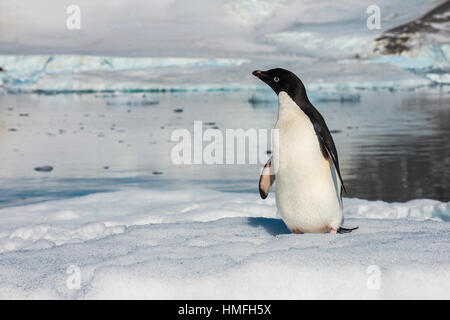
left=375, top=0, right=449, bottom=55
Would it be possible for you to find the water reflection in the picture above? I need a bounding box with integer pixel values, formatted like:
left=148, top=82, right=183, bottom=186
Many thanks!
left=345, top=90, right=450, bottom=202
left=0, top=89, right=448, bottom=207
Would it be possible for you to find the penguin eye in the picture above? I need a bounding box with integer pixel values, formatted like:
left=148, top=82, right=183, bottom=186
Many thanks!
left=273, top=77, right=279, bottom=82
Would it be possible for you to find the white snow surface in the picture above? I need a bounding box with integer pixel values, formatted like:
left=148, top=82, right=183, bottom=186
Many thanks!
left=0, top=188, right=449, bottom=299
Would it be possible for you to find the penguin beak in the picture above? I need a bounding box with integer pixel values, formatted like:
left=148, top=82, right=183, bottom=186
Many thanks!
left=252, top=70, right=264, bottom=78
left=253, top=70, right=269, bottom=84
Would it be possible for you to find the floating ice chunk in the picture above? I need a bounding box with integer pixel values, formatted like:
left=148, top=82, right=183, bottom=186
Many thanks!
left=425, top=71, right=450, bottom=84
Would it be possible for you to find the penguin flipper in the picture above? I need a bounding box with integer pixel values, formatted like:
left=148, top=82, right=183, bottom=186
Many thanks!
left=308, top=107, right=346, bottom=194
left=259, top=157, right=275, bottom=199
left=322, top=141, right=346, bottom=194
left=337, top=226, right=358, bottom=234
left=327, top=155, right=344, bottom=208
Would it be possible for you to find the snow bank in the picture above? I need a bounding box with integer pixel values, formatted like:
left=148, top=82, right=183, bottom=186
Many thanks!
left=344, top=198, right=450, bottom=221
left=0, top=189, right=274, bottom=253
left=0, top=189, right=448, bottom=299
left=0, top=188, right=449, bottom=254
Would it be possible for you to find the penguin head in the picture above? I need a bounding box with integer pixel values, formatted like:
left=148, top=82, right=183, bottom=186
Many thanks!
left=252, top=68, right=308, bottom=100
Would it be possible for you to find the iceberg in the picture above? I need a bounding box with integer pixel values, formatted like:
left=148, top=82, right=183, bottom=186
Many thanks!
left=0, top=55, right=248, bottom=74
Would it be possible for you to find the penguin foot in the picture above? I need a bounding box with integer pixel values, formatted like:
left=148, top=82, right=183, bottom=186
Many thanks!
left=337, top=226, right=359, bottom=234
left=291, top=228, right=304, bottom=234
left=329, top=228, right=337, bottom=234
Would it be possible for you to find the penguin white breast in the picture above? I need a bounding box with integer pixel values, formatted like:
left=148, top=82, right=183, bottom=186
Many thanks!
left=273, top=91, right=342, bottom=233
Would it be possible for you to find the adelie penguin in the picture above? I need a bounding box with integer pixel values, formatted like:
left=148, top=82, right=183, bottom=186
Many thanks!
left=253, top=68, right=357, bottom=234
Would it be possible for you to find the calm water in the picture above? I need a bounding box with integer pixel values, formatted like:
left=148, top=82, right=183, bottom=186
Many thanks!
left=0, top=88, right=449, bottom=208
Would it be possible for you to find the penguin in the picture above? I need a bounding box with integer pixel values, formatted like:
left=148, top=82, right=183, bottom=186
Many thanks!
left=253, top=68, right=357, bottom=234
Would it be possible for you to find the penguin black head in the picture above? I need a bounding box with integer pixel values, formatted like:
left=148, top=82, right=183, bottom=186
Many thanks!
left=252, top=68, right=308, bottom=101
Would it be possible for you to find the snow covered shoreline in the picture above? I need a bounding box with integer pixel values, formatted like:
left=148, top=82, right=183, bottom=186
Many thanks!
left=1, top=188, right=449, bottom=254
left=0, top=188, right=448, bottom=299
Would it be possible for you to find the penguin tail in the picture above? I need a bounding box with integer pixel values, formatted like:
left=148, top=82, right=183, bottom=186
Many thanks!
left=337, top=226, right=358, bottom=234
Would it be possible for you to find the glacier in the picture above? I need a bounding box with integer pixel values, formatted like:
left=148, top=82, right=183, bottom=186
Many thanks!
left=0, top=0, right=448, bottom=92
left=0, top=53, right=434, bottom=94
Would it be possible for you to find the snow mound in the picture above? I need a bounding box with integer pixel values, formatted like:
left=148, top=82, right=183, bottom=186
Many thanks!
left=0, top=189, right=448, bottom=299
left=344, top=198, right=450, bottom=221
left=0, top=188, right=449, bottom=254
left=0, top=216, right=449, bottom=299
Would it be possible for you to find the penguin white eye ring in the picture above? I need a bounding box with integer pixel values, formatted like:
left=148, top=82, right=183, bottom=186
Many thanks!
left=252, top=68, right=358, bottom=235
